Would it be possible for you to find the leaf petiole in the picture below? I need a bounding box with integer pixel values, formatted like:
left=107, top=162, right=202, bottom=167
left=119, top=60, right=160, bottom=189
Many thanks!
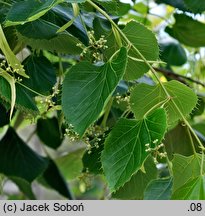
left=87, top=0, right=204, bottom=154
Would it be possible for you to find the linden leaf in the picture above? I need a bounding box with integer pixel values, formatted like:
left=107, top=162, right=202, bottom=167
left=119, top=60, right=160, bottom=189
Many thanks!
left=130, top=80, right=197, bottom=123
left=102, top=108, right=167, bottom=191
left=62, top=47, right=127, bottom=136
left=0, top=24, right=28, bottom=78
left=172, top=176, right=205, bottom=200
left=5, top=0, right=64, bottom=26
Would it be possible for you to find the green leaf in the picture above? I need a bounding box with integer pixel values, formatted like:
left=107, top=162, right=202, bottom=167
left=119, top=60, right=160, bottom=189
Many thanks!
left=93, top=18, right=117, bottom=58
left=0, top=76, right=39, bottom=115
left=37, top=117, right=63, bottom=149
left=65, top=0, right=86, bottom=2
left=51, top=5, right=89, bottom=45
left=23, top=55, right=56, bottom=94
left=160, top=42, right=187, bottom=66
left=112, top=156, right=157, bottom=199
left=5, top=0, right=63, bottom=26
left=0, top=103, right=10, bottom=127
left=42, top=159, right=73, bottom=199
left=155, top=0, right=188, bottom=12
left=157, top=0, right=205, bottom=14
left=10, top=177, right=36, bottom=200
left=184, top=0, right=205, bottom=13
left=17, top=19, right=60, bottom=40
left=133, top=2, right=148, bottom=14
left=130, top=80, right=197, bottom=123
left=122, top=21, right=159, bottom=80
left=83, top=151, right=103, bottom=175
left=101, top=108, right=167, bottom=191
left=93, top=20, right=159, bottom=80
left=17, top=19, right=82, bottom=54
left=191, top=97, right=205, bottom=117
left=0, top=127, right=48, bottom=182
left=62, top=47, right=127, bottom=136
left=172, top=154, right=205, bottom=191
left=192, top=123, right=205, bottom=139
left=3, top=26, right=23, bottom=54
left=82, top=137, right=104, bottom=175
left=115, top=2, right=131, bottom=16
left=0, top=70, right=16, bottom=120
left=56, top=149, right=84, bottom=180
left=94, top=0, right=119, bottom=15
left=164, top=124, right=200, bottom=159
left=144, top=177, right=173, bottom=200
left=172, top=176, right=205, bottom=200
left=165, top=14, right=205, bottom=47
left=0, top=2, right=10, bottom=23
left=0, top=24, right=28, bottom=78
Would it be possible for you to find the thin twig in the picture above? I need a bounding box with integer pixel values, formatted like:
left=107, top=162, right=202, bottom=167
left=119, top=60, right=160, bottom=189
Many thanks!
left=154, top=67, right=205, bottom=87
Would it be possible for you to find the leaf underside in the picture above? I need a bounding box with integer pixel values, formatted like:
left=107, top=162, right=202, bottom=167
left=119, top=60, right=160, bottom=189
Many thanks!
left=130, top=80, right=197, bottom=124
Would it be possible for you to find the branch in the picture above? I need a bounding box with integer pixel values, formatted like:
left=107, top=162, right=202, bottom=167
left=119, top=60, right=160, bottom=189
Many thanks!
left=153, top=67, right=205, bottom=87
left=87, top=0, right=205, bottom=152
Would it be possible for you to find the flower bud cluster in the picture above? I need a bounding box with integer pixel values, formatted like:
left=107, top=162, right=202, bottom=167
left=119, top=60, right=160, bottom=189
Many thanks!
left=76, top=30, right=108, bottom=62
left=0, top=60, right=24, bottom=76
left=64, top=123, right=80, bottom=141
left=87, top=30, right=108, bottom=51
left=39, top=86, right=60, bottom=111
left=145, top=140, right=167, bottom=164
left=115, top=93, right=130, bottom=104
left=83, top=124, right=108, bottom=154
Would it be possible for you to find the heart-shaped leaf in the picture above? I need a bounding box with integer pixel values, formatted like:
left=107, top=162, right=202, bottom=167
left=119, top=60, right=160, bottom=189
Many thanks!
left=172, top=154, right=205, bottom=191
left=130, top=80, right=197, bottom=123
left=172, top=176, right=205, bottom=200
left=112, top=156, right=157, bottom=199
left=102, top=108, right=167, bottom=191
left=93, top=20, right=159, bottom=80
left=122, top=21, right=159, bottom=80
left=62, top=47, right=127, bottom=136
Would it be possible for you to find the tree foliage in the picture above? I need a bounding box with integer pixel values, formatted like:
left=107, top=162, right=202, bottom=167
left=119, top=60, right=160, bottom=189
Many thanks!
left=0, top=0, right=205, bottom=200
